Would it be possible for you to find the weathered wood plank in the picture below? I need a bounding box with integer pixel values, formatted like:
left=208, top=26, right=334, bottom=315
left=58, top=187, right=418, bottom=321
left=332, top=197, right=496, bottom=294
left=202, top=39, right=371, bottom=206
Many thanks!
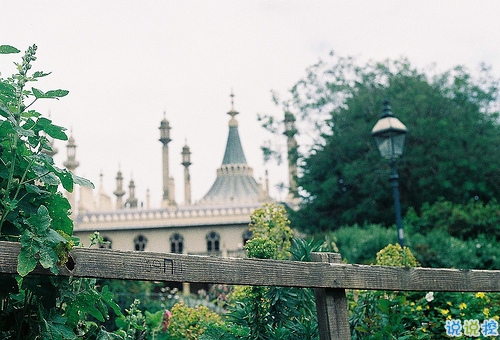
left=312, top=252, right=351, bottom=340
left=1, top=241, right=500, bottom=292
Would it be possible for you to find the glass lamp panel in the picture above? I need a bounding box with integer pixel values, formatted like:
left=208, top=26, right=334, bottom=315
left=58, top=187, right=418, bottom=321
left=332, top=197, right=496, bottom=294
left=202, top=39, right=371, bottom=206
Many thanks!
left=374, top=133, right=406, bottom=159
left=391, top=133, right=406, bottom=157
left=374, top=135, right=392, bottom=159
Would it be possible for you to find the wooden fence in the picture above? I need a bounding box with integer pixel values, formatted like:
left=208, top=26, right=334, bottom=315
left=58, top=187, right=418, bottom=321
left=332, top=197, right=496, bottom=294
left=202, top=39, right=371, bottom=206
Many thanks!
left=2, top=240, right=500, bottom=339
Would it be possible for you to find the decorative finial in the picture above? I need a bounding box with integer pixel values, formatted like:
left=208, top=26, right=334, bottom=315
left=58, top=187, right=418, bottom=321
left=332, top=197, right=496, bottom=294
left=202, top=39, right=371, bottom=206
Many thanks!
left=230, top=90, right=235, bottom=111
left=228, top=90, right=239, bottom=126
left=382, top=97, right=393, bottom=118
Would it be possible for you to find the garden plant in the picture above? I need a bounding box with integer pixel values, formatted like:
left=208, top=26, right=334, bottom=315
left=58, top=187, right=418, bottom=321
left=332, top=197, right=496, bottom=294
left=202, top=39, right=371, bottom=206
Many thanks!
left=0, top=44, right=123, bottom=339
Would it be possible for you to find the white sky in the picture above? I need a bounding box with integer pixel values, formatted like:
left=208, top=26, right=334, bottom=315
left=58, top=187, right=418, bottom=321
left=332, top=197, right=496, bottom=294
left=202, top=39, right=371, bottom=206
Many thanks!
left=1, top=1, right=499, bottom=208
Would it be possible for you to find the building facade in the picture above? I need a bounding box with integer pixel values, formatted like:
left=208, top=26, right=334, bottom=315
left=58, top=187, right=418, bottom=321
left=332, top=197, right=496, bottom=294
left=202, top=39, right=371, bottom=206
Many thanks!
left=68, top=93, right=277, bottom=258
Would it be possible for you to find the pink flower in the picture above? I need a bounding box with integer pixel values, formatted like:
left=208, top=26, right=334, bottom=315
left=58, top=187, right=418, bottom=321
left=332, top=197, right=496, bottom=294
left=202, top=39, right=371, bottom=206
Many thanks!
left=163, top=310, right=172, bottom=332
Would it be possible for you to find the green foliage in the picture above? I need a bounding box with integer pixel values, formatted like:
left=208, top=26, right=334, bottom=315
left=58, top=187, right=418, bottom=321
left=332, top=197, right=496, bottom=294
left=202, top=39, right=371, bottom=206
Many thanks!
left=326, top=224, right=396, bottom=264
left=265, top=53, right=500, bottom=233
left=0, top=45, right=124, bottom=340
left=400, top=199, right=500, bottom=269
left=166, top=302, right=222, bottom=340
left=375, top=243, right=419, bottom=267
left=200, top=204, right=322, bottom=340
left=410, top=230, right=500, bottom=270
left=406, top=198, right=500, bottom=240
left=0, top=44, right=92, bottom=274
left=246, top=203, right=294, bottom=260
left=349, top=246, right=424, bottom=338
left=349, top=244, right=500, bottom=338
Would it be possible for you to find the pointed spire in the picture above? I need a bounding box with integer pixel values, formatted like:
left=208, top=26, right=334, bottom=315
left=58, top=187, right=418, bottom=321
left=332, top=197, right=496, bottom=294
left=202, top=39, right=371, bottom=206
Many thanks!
left=200, top=92, right=270, bottom=205
left=221, top=91, right=247, bottom=165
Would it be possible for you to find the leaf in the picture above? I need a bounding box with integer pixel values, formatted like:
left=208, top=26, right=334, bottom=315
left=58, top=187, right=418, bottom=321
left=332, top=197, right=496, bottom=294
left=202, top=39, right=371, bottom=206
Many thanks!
left=73, top=173, right=95, bottom=188
left=18, top=246, right=38, bottom=276
left=32, top=87, right=46, bottom=99
left=38, top=117, right=68, bottom=140
left=45, top=89, right=69, bottom=98
left=33, top=71, right=52, bottom=78
left=14, top=124, right=35, bottom=137
left=46, top=193, right=73, bottom=235
left=101, top=285, right=123, bottom=317
left=27, top=205, right=52, bottom=234
left=87, top=305, right=105, bottom=322
left=25, top=182, right=49, bottom=195
left=0, top=45, right=20, bottom=54
left=45, top=315, right=77, bottom=340
left=33, top=164, right=61, bottom=186
left=45, top=228, right=67, bottom=245
left=39, top=246, right=59, bottom=269
left=32, top=87, right=69, bottom=99
left=0, top=81, right=16, bottom=98
left=52, top=166, right=74, bottom=192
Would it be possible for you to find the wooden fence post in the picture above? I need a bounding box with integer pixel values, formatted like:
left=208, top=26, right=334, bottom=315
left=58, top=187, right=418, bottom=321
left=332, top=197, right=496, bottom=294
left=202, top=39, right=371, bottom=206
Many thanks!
left=311, top=252, right=351, bottom=340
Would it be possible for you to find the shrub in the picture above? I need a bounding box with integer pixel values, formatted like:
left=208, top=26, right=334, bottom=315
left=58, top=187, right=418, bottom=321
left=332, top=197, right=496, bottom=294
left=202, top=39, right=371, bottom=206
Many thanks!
left=166, top=302, right=222, bottom=340
left=349, top=244, right=500, bottom=338
left=327, top=224, right=397, bottom=264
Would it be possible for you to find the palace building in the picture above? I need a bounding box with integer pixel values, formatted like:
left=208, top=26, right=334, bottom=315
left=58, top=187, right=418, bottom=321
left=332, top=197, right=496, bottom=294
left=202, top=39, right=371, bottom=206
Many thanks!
left=62, top=93, right=297, bottom=260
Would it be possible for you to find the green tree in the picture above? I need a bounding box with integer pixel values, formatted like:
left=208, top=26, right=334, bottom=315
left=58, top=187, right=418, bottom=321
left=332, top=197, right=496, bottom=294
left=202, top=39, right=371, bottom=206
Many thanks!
left=264, top=53, right=500, bottom=232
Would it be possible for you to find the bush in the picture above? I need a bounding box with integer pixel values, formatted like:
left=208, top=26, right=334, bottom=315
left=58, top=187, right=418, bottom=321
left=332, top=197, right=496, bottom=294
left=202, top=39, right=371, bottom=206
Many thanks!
left=166, top=302, right=222, bottom=340
left=349, top=244, right=500, bottom=338
left=326, top=224, right=397, bottom=264
left=405, top=198, right=500, bottom=240
left=410, top=230, right=500, bottom=269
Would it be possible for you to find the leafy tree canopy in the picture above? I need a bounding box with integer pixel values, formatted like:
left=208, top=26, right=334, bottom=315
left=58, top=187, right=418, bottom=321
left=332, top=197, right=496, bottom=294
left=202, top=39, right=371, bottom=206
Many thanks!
left=264, top=52, right=500, bottom=233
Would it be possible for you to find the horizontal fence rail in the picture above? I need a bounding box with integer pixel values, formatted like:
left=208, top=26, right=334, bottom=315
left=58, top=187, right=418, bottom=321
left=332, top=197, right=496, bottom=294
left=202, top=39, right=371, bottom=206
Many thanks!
left=1, top=241, right=500, bottom=292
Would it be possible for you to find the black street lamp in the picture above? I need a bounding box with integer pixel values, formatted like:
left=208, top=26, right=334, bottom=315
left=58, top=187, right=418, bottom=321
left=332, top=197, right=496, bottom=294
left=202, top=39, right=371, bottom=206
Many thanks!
left=371, top=99, right=408, bottom=247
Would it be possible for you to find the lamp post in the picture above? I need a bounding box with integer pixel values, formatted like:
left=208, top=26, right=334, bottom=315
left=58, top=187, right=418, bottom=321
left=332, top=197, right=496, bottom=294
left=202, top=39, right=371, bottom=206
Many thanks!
left=284, top=111, right=298, bottom=198
left=371, top=99, right=408, bottom=247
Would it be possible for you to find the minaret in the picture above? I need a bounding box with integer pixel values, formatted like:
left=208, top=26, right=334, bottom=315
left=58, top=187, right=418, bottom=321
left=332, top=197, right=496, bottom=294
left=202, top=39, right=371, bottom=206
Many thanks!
left=113, top=169, right=126, bottom=209
left=181, top=142, right=192, bottom=205
left=125, top=178, right=138, bottom=208
left=159, top=113, right=175, bottom=207
left=284, top=111, right=298, bottom=199
left=63, top=131, right=80, bottom=214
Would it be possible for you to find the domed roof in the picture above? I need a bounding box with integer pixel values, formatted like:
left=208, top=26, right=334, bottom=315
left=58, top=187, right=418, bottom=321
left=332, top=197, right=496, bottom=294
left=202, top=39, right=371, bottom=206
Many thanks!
left=198, top=93, right=268, bottom=206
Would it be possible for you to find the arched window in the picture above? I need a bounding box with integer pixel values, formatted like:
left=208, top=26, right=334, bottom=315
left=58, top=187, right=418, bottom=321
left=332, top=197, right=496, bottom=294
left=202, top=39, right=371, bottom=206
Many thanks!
left=242, top=230, right=252, bottom=246
left=170, top=233, right=184, bottom=254
left=134, top=234, right=148, bottom=251
left=206, top=231, right=220, bottom=253
left=99, top=236, right=112, bottom=249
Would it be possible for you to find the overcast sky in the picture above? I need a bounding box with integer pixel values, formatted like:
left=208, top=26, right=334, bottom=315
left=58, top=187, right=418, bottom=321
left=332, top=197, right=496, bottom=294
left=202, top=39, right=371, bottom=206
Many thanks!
left=1, top=1, right=499, bottom=208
